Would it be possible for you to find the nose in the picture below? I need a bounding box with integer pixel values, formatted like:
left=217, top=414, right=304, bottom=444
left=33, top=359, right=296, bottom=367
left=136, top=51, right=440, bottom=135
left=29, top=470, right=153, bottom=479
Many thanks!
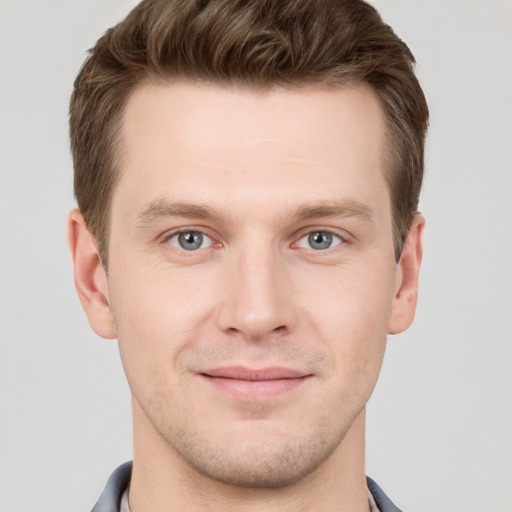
left=216, top=241, right=297, bottom=341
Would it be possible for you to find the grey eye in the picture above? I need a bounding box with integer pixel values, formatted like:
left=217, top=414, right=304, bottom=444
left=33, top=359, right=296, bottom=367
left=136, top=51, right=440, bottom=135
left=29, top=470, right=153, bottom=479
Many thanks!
left=168, top=231, right=213, bottom=251
left=297, top=231, right=342, bottom=250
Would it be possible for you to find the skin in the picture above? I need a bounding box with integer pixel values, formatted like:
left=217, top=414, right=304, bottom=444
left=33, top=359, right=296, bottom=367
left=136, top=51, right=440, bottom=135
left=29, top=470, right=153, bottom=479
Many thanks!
left=69, top=81, right=424, bottom=511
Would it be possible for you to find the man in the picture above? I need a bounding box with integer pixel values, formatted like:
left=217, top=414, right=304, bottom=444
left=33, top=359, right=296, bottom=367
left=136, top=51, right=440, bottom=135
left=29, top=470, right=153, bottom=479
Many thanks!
left=68, top=0, right=428, bottom=510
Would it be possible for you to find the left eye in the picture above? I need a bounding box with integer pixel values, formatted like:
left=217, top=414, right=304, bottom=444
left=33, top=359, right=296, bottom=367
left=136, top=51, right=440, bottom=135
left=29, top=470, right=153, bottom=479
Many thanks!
left=167, top=231, right=213, bottom=251
left=297, top=231, right=342, bottom=251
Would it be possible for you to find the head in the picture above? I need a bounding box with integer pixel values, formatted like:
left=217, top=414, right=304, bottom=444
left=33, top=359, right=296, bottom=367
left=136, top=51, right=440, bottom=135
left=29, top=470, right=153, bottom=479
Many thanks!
left=70, top=0, right=428, bottom=266
left=68, top=0, right=428, bottom=493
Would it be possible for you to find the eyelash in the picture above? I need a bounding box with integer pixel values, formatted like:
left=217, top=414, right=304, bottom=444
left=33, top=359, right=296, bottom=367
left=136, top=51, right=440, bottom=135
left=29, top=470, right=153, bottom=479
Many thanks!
left=162, top=227, right=347, bottom=253
left=164, top=229, right=217, bottom=252
left=295, top=230, right=344, bottom=251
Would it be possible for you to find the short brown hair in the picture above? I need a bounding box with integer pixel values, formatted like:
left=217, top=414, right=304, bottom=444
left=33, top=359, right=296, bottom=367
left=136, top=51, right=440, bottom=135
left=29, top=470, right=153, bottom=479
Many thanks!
left=70, top=0, right=428, bottom=264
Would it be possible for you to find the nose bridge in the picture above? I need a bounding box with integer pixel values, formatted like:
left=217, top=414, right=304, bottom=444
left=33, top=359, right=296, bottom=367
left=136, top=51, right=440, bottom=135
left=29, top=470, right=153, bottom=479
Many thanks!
left=216, top=235, right=295, bottom=339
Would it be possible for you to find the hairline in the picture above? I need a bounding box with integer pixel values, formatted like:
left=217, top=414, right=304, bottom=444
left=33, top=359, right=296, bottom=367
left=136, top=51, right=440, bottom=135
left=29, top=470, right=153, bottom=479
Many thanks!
left=99, top=76, right=403, bottom=267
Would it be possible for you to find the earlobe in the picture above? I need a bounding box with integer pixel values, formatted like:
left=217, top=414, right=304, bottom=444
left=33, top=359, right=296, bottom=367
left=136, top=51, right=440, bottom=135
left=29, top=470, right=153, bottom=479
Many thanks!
left=388, top=214, right=425, bottom=335
left=67, top=209, right=116, bottom=339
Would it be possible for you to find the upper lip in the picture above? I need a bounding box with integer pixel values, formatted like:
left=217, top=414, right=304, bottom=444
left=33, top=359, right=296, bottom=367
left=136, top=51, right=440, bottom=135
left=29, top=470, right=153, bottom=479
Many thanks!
left=201, top=366, right=309, bottom=380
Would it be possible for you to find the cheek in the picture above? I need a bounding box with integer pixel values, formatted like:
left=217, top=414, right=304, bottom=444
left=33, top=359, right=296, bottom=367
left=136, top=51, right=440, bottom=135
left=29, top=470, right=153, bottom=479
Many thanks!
left=295, top=260, right=395, bottom=378
left=107, top=259, right=219, bottom=385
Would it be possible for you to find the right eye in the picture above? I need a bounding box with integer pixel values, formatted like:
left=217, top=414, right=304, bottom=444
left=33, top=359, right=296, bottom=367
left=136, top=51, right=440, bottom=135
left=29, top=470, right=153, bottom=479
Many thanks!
left=166, top=231, right=213, bottom=251
left=296, top=230, right=343, bottom=251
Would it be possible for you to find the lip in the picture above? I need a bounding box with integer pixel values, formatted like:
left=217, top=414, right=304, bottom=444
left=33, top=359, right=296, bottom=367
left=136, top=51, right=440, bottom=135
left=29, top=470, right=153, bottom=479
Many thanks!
left=199, top=366, right=311, bottom=400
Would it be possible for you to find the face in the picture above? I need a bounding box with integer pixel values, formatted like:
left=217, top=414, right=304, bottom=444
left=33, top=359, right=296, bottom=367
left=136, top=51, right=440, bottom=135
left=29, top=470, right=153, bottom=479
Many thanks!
left=70, top=81, right=423, bottom=488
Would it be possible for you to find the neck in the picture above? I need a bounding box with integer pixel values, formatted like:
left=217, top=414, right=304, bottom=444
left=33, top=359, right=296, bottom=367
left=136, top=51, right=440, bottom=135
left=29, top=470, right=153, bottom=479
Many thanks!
left=129, top=401, right=369, bottom=512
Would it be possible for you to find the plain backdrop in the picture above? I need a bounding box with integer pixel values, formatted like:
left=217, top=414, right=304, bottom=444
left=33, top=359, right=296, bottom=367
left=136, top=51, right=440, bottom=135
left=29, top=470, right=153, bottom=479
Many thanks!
left=0, top=1, right=511, bottom=511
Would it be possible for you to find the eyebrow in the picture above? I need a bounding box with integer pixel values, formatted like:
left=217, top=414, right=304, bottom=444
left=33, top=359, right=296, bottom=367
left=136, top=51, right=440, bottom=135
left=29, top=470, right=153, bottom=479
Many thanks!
left=136, top=200, right=218, bottom=226
left=135, top=198, right=374, bottom=227
left=294, top=200, right=373, bottom=222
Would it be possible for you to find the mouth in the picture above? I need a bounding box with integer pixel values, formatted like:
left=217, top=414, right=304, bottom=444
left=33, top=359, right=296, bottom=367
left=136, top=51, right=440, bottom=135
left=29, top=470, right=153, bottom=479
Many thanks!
left=198, top=366, right=312, bottom=400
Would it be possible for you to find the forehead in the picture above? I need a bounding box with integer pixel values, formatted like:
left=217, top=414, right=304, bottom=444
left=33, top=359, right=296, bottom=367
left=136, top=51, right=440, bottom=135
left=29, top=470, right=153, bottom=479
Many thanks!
left=121, top=80, right=385, bottom=157
left=114, top=80, right=389, bottom=223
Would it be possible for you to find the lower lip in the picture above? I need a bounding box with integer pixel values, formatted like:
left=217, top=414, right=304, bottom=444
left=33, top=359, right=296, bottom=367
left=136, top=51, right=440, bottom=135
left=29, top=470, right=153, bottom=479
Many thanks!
left=201, top=375, right=308, bottom=400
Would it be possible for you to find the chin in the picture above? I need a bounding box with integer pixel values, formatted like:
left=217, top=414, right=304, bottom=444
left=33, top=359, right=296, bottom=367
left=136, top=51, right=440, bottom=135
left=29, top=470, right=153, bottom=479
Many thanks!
left=164, top=416, right=350, bottom=489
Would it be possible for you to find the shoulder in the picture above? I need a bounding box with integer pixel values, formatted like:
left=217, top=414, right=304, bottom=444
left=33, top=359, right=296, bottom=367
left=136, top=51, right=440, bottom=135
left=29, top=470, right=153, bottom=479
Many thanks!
left=91, top=461, right=132, bottom=512
left=366, top=476, right=403, bottom=512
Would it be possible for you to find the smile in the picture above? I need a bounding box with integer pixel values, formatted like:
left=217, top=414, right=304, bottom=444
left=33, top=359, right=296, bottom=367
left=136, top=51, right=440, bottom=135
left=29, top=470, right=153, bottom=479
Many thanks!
left=199, top=366, right=312, bottom=400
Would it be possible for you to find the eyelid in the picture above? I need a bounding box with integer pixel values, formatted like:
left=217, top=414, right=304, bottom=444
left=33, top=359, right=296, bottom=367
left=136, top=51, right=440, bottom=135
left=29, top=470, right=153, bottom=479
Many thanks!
left=168, top=231, right=212, bottom=250
left=297, top=232, right=342, bottom=250
left=292, top=227, right=348, bottom=250
left=161, top=227, right=221, bottom=251
left=159, top=225, right=349, bottom=252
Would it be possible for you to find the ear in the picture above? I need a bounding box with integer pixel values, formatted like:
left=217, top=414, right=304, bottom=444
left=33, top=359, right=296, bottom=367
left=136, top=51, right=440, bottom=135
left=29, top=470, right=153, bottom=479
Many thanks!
left=67, top=209, right=116, bottom=339
left=388, top=214, right=425, bottom=335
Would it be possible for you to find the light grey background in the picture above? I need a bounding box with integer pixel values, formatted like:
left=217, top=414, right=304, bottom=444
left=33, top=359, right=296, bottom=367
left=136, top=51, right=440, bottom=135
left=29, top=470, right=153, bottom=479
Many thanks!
left=0, top=1, right=511, bottom=511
